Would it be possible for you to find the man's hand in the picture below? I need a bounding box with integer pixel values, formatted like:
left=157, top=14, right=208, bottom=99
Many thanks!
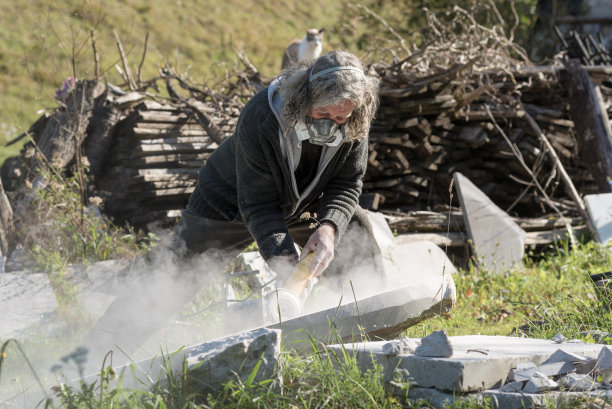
left=301, top=222, right=336, bottom=277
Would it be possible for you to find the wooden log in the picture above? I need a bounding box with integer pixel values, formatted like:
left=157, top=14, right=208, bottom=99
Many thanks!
left=84, top=99, right=121, bottom=177
left=35, top=80, right=106, bottom=170
left=359, top=192, right=384, bottom=211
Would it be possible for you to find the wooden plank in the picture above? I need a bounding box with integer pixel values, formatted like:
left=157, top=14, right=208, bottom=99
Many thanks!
left=394, top=226, right=589, bottom=247
left=565, top=59, right=612, bottom=193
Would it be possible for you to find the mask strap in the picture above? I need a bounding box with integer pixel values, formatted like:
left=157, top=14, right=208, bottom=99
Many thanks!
left=309, top=66, right=364, bottom=82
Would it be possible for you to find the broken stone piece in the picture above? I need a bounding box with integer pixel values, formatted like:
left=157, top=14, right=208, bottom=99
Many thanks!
left=508, top=362, right=537, bottom=382
left=185, top=327, right=281, bottom=393
left=541, top=349, right=588, bottom=366
left=552, top=333, right=568, bottom=343
left=522, top=372, right=558, bottom=394
left=574, top=357, right=597, bottom=375
left=537, top=361, right=576, bottom=377
left=560, top=373, right=600, bottom=391
left=382, top=338, right=420, bottom=356
left=500, top=380, right=524, bottom=392
left=598, top=346, right=612, bottom=382
left=415, top=330, right=453, bottom=358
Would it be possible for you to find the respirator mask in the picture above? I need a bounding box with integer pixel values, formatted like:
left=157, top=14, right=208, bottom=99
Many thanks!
left=294, top=116, right=345, bottom=147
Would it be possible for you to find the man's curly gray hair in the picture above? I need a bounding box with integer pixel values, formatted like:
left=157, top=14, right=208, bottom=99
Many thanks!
left=277, top=50, right=380, bottom=140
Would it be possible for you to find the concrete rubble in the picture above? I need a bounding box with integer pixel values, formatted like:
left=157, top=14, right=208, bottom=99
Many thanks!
left=328, top=334, right=612, bottom=408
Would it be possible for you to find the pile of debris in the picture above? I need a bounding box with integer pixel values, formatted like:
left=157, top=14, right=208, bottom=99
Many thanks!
left=336, top=331, right=612, bottom=409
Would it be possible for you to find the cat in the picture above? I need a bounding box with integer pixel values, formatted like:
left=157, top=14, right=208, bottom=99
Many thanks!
left=281, top=28, right=325, bottom=70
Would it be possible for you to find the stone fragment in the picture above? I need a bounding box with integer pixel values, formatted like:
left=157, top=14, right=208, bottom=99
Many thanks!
left=500, top=380, right=524, bottom=392
left=523, top=372, right=558, bottom=393
left=552, top=333, right=568, bottom=343
left=186, top=327, right=281, bottom=393
left=598, top=346, right=612, bottom=382
left=454, top=172, right=526, bottom=273
left=574, top=357, right=597, bottom=375
left=560, top=373, right=600, bottom=391
left=542, top=349, right=588, bottom=365
left=509, top=362, right=537, bottom=382
left=415, top=330, right=453, bottom=357
left=382, top=338, right=420, bottom=356
left=537, top=361, right=575, bottom=377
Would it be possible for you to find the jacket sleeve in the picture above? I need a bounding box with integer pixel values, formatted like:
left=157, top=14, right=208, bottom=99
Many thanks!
left=234, top=104, right=298, bottom=261
left=317, top=137, right=368, bottom=239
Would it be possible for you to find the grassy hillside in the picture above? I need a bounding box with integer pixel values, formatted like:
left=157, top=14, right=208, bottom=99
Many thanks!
left=0, top=0, right=537, bottom=165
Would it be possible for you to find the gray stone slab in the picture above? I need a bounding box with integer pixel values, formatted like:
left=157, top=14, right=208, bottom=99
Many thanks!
left=0, top=272, right=58, bottom=339
left=454, top=172, right=526, bottom=273
left=328, top=336, right=606, bottom=393
left=59, top=327, right=281, bottom=394
left=585, top=193, right=612, bottom=245
left=269, top=274, right=455, bottom=348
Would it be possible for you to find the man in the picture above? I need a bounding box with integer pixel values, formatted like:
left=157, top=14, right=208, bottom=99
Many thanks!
left=73, top=51, right=383, bottom=375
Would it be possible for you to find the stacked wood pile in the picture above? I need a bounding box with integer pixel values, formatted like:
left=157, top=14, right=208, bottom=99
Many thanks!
left=96, top=98, right=240, bottom=226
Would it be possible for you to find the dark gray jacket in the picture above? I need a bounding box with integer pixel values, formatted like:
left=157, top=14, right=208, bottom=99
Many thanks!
left=192, top=82, right=368, bottom=261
